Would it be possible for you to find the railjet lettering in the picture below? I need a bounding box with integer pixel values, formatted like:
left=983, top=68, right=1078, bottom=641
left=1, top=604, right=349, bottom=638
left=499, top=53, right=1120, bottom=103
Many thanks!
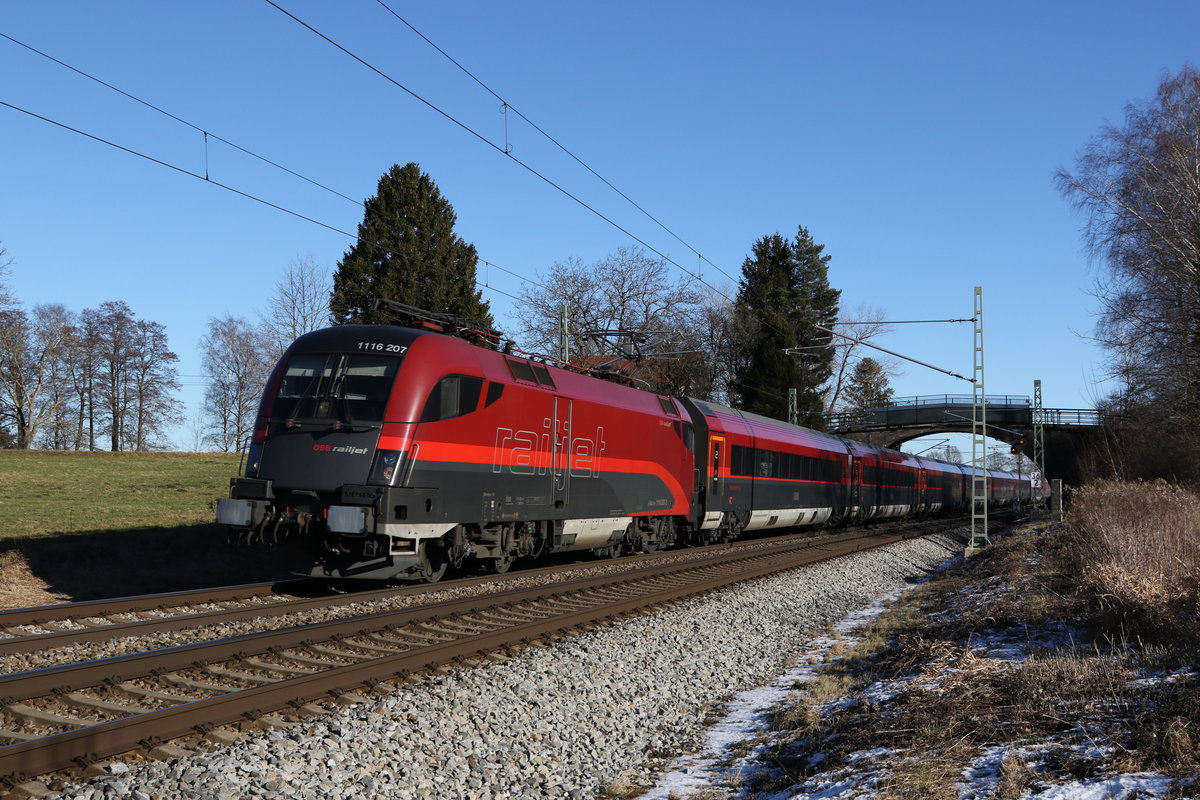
left=493, top=423, right=606, bottom=477
left=313, top=444, right=369, bottom=455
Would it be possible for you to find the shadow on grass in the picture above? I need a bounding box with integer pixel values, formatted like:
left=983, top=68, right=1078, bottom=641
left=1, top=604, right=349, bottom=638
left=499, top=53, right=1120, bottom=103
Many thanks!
left=1, top=524, right=314, bottom=603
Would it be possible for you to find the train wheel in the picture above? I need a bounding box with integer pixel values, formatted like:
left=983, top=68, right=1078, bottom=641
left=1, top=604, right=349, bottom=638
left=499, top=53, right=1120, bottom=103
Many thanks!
left=476, top=524, right=515, bottom=574
left=479, top=554, right=513, bottom=574
left=718, top=512, right=743, bottom=544
left=418, top=540, right=448, bottom=583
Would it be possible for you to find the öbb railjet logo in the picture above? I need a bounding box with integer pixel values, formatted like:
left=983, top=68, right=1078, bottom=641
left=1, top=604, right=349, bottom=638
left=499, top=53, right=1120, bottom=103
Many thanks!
left=312, top=444, right=369, bottom=455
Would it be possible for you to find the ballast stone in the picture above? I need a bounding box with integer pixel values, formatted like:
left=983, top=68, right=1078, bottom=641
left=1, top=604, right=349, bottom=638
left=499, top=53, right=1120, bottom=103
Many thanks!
left=42, top=533, right=960, bottom=800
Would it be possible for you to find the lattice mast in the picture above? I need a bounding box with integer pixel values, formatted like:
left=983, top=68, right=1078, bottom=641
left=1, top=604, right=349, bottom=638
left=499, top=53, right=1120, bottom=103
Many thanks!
left=969, top=287, right=989, bottom=548
left=1032, top=379, right=1046, bottom=490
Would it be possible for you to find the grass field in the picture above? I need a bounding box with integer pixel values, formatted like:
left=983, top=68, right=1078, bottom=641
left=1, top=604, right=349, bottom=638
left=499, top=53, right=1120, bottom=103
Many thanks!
left=0, top=451, right=310, bottom=606
left=0, top=450, right=241, bottom=538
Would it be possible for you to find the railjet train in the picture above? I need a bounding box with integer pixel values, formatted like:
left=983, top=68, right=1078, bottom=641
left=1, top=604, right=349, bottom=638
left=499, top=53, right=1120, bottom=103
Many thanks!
left=217, top=305, right=1033, bottom=582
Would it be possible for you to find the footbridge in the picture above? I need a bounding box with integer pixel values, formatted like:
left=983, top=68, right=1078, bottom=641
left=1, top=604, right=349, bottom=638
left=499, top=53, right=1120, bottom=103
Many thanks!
left=828, top=395, right=1105, bottom=484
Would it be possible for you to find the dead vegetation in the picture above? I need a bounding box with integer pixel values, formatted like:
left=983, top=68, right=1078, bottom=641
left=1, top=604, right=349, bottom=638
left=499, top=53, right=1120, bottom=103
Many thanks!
left=736, top=483, right=1200, bottom=798
left=1066, top=479, right=1200, bottom=647
left=0, top=549, right=69, bottom=609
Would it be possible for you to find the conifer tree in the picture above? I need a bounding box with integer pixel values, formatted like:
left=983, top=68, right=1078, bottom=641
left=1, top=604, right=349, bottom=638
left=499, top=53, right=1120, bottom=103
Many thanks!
left=732, top=226, right=840, bottom=427
left=842, top=356, right=894, bottom=411
left=330, top=163, right=492, bottom=326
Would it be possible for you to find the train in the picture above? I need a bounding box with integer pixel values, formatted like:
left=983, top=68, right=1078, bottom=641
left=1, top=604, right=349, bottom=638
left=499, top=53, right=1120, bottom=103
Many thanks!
left=217, top=305, right=1036, bottom=582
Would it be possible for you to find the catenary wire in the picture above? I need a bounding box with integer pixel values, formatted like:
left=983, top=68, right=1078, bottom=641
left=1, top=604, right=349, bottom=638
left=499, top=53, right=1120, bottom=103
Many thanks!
left=0, top=100, right=358, bottom=239
left=2, top=98, right=784, bottom=404
left=264, top=1, right=803, bottom=410
left=6, top=11, right=734, bottom=309
left=0, top=98, right=538, bottom=303
left=0, top=31, right=362, bottom=207
left=370, top=1, right=741, bottom=288
left=2, top=23, right=788, bottom=404
left=261, top=0, right=744, bottom=310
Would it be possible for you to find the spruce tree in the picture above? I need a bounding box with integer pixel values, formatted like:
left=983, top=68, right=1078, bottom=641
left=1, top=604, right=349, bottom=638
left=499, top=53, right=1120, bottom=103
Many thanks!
left=733, top=226, right=840, bottom=427
left=842, top=357, right=894, bottom=411
left=330, top=163, right=493, bottom=326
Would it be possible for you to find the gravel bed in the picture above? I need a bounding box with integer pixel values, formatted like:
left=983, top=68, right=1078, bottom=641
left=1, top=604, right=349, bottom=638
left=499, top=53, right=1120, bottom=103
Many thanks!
left=0, top=534, right=835, bottom=675
left=39, top=530, right=964, bottom=800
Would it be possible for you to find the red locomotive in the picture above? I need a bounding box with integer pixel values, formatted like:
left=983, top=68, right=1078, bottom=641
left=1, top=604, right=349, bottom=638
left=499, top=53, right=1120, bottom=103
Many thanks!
left=218, top=305, right=1032, bottom=581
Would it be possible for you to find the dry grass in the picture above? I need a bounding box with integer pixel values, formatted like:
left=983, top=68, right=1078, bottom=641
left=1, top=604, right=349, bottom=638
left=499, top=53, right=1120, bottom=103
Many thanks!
left=740, top=492, right=1200, bottom=797
left=995, top=749, right=1039, bottom=799
left=1065, top=480, right=1200, bottom=642
left=0, top=549, right=69, bottom=608
left=874, top=751, right=966, bottom=800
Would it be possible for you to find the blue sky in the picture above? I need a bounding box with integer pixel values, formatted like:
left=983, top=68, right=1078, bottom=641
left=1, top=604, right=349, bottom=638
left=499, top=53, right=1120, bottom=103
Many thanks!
left=2, top=1, right=1197, bottom=450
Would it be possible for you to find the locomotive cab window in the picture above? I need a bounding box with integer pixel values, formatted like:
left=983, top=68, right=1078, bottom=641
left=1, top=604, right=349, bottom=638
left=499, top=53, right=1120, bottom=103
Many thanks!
left=275, top=352, right=401, bottom=423
left=484, top=381, right=505, bottom=407
left=421, top=375, right=484, bottom=422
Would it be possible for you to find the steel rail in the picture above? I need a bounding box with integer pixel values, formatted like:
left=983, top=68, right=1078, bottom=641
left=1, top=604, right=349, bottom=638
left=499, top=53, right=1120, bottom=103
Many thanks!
left=0, top=527, right=926, bottom=784
left=0, top=578, right=463, bottom=658
left=0, top=532, right=869, bottom=702
left=0, top=527, right=892, bottom=657
left=0, top=581, right=315, bottom=628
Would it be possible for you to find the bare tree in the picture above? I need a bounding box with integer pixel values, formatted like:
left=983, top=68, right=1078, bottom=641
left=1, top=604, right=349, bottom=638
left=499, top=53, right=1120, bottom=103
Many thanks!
left=513, top=247, right=716, bottom=393
left=186, top=405, right=206, bottom=452
left=259, top=255, right=333, bottom=358
left=515, top=248, right=699, bottom=355
left=1057, top=65, right=1200, bottom=421
left=825, top=303, right=901, bottom=412
left=0, top=304, right=75, bottom=448
left=82, top=302, right=180, bottom=451
left=88, top=301, right=135, bottom=451
left=30, top=305, right=78, bottom=450
left=66, top=311, right=102, bottom=450
left=201, top=315, right=271, bottom=453
left=126, top=319, right=181, bottom=450
left=0, top=244, right=15, bottom=313
left=1057, top=66, right=1200, bottom=482
left=934, top=444, right=964, bottom=464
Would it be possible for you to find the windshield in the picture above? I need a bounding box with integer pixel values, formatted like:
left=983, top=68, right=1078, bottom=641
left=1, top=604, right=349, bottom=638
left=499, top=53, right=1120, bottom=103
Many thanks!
left=274, top=352, right=401, bottom=423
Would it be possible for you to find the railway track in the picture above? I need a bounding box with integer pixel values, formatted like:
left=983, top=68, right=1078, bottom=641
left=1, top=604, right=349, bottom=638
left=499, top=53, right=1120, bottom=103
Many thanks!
left=0, top=525, right=908, bottom=665
left=0, top=520, right=974, bottom=789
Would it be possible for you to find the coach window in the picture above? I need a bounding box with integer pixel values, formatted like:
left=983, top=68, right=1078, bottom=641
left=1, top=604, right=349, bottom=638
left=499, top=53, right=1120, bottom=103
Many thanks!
left=421, top=375, right=484, bottom=422
left=731, top=445, right=755, bottom=477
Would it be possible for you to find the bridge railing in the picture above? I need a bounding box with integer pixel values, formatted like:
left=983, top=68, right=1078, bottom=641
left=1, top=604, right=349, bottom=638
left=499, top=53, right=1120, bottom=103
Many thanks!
left=828, top=398, right=1103, bottom=432
left=1033, top=409, right=1105, bottom=426
left=882, top=394, right=1031, bottom=408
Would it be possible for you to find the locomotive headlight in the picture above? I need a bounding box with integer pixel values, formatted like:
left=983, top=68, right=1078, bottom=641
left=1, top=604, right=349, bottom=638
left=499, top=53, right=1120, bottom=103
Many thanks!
left=245, top=442, right=264, bottom=478
left=368, top=449, right=406, bottom=486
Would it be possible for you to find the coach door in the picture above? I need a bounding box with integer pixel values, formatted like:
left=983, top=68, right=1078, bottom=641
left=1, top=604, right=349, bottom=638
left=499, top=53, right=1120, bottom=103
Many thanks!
left=850, top=458, right=863, bottom=518
left=709, top=436, right=725, bottom=507
left=552, top=396, right=571, bottom=507
left=917, top=467, right=928, bottom=513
